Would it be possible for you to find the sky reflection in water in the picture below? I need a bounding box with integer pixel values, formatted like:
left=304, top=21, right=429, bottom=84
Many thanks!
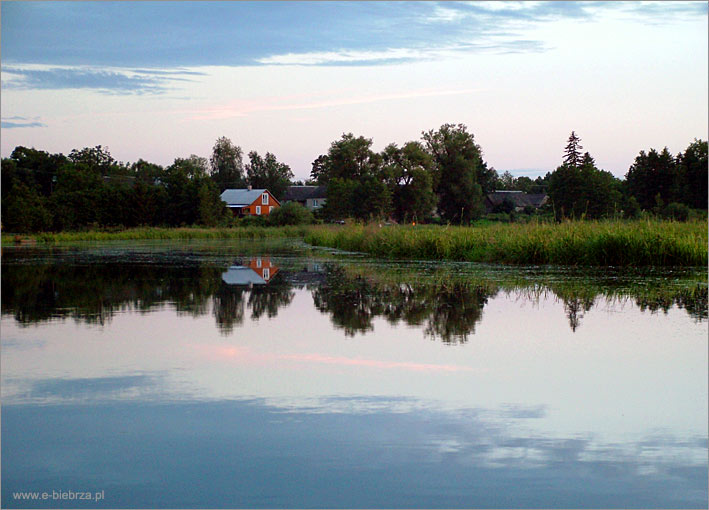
left=1, top=243, right=707, bottom=508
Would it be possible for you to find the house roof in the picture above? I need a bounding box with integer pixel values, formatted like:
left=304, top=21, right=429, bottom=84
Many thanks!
left=284, top=185, right=327, bottom=201
left=220, top=189, right=268, bottom=207
left=221, top=266, right=267, bottom=285
left=486, top=191, right=548, bottom=208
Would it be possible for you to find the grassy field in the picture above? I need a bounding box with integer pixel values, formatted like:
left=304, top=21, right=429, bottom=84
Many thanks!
left=5, top=219, right=707, bottom=266
left=304, top=219, right=708, bottom=266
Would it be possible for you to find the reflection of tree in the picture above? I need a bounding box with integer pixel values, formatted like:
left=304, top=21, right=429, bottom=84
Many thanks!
left=248, top=274, right=294, bottom=320
left=1, top=256, right=220, bottom=326
left=423, top=283, right=490, bottom=342
left=635, top=285, right=708, bottom=321
left=212, top=284, right=246, bottom=334
left=213, top=273, right=295, bottom=334
left=562, top=296, right=596, bottom=332
left=2, top=251, right=706, bottom=337
left=312, top=267, right=382, bottom=335
left=312, top=266, right=493, bottom=343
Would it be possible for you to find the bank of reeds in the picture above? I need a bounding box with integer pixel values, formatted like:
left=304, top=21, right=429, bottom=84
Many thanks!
left=6, top=226, right=310, bottom=244
left=304, top=219, right=708, bottom=266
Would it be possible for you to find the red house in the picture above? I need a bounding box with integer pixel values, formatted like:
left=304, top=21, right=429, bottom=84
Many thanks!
left=220, top=187, right=281, bottom=216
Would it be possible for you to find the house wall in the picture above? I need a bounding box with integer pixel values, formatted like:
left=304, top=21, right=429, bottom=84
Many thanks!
left=247, top=257, right=279, bottom=281
left=306, top=197, right=326, bottom=210
left=242, top=192, right=280, bottom=215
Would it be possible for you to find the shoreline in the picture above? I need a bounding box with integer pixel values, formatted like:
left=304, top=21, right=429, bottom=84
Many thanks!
left=3, top=219, right=707, bottom=267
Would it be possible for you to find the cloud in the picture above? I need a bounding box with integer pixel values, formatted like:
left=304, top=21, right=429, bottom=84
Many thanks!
left=7, top=1, right=700, bottom=70
left=1, top=65, right=200, bottom=95
left=1, top=120, right=47, bottom=129
left=26, top=374, right=160, bottom=401
left=2, top=66, right=169, bottom=94
left=186, top=88, right=481, bottom=120
left=257, top=39, right=547, bottom=66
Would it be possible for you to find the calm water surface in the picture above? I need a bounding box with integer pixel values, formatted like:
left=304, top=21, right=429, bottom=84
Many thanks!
left=2, top=240, right=707, bottom=508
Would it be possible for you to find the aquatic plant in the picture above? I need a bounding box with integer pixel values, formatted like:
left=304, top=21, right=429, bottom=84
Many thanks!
left=304, top=219, right=708, bottom=267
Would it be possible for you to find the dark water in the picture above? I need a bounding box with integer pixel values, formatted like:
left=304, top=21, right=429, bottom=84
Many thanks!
left=2, top=240, right=707, bottom=508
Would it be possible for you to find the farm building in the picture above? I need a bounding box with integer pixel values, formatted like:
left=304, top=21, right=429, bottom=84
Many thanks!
left=485, top=191, right=548, bottom=213
left=220, top=187, right=280, bottom=216
left=283, top=185, right=327, bottom=211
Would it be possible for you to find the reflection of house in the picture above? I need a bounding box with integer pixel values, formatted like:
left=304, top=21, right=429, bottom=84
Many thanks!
left=283, top=185, right=327, bottom=211
left=221, top=258, right=279, bottom=285
left=484, top=191, right=548, bottom=213
left=220, top=187, right=280, bottom=216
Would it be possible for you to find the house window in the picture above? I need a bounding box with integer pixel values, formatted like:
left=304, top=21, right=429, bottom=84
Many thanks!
left=312, top=199, right=319, bottom=207
left=263, top=268, right=270, bottom=281
left=256, top=258, right=262, bottom=268
left=255, top=206, right=261, bottom=215
left=262, top=193, right=269, bottom=205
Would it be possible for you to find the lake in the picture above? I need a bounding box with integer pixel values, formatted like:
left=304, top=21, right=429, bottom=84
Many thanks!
left=2, top=239, right=707, bottom=508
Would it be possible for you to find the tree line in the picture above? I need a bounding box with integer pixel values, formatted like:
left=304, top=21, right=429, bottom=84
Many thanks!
left=1, top=138, right=294, bottom=232
left=312, top=127, right=707, bottom=223
left=2, top=127, right=706, bottom=232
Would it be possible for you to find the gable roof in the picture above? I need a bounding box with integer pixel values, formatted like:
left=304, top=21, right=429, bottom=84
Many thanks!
left=486, top=191, right=547, bottom=208
left=220, top=189, right=268, bottom=207
left=284, top=185, right=327, bottom=201
left=221, top=266, right=267, bottom=285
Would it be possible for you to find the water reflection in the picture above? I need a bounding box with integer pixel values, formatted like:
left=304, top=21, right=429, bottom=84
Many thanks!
left=3, top=396, right=707, bottom=508
left=215, top=258, right=294, bottom=334
left=312, top=266, right=491, bottom=342
left=2, top=248, right=706, bottom=339
left=2, top=245, right=707, bottom=508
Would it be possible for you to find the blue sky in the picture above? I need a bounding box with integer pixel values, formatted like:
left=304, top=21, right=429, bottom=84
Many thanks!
left=2, top=1, right=707, bottom=179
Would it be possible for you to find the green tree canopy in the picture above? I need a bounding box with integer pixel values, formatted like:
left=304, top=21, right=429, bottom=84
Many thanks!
left=549, top=140, right=622, bottom=219
left=625, top=147, right=677, bottom=210
left=382, top=141, right=436, bottom=222
left=310, top=133, right=383, bottom=184
left=209, top=136, right=245, bottom=191
left=675, top=139, right=708, bottom=209
left=245, top=151, right=294, bottom=200
left=563, top=131, right=583, bottom=168
left=422, top=123, right=486, bottom=223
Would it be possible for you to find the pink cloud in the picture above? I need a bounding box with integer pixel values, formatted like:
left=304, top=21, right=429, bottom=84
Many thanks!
left=184, top=88, right=480, bottom=121
left=194, top=344, right=473, bottom=373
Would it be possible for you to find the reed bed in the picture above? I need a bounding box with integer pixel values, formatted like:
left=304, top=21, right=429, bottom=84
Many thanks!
left=304, top=219, right=708, bottom=267
left=7, top=226, right=310, bottom=244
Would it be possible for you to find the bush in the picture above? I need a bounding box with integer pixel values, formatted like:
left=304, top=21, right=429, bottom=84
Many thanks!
left=238, top=215, right=268, bottom=227
left=268, top=202, right=314, bottom=226
left=661, top=202, right=690, bottom=221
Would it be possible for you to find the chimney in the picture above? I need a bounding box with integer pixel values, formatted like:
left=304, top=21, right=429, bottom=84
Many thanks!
left=247, top=184, right=252, bottom=191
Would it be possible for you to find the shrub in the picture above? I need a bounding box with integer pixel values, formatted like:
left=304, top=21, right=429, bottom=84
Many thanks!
left=661, top=202, right=690, bottom=221
left=268, top=202, right=315, bottom=226
left=239, top=215, right=268, bottom=227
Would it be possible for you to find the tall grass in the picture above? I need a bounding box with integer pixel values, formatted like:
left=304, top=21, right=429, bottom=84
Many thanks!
left=6, top=226, right=310, bottom=244
left=7, top=220, right=706, bottom=266
left=304, top=219, right=708, bottom=266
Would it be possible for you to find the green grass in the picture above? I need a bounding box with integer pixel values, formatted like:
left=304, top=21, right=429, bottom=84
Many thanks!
left=3, top=225, right=311, bottom=244
left=304, top=219, right=708, bottom=267
left=5, top=219, right=707, bottom=266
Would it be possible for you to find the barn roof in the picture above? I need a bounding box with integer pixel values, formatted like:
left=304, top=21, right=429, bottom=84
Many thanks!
left=486, top=191, right=547, bottom=208
left=221, top=266, right=267, bottom=285
left=220, top=189, right=268, bottom=207
left=284, top=185, right=328, bottom=201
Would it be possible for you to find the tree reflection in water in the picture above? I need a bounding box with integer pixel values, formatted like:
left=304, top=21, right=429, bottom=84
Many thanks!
left=312, top=266, right=492, bottom=343
left=215, top=258, right=294, bottom=334
left=2, top=250, right=706, bottom=339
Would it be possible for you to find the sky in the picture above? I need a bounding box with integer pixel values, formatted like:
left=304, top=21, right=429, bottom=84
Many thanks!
left=1, top=1, right=707, bottom=180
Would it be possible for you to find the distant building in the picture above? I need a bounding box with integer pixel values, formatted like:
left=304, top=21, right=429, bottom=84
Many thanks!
left=220, top=187, right=280, bottom=216
left=283, top=185, right=327, bottom=211
left=485, top=191, right=548, bottom=213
